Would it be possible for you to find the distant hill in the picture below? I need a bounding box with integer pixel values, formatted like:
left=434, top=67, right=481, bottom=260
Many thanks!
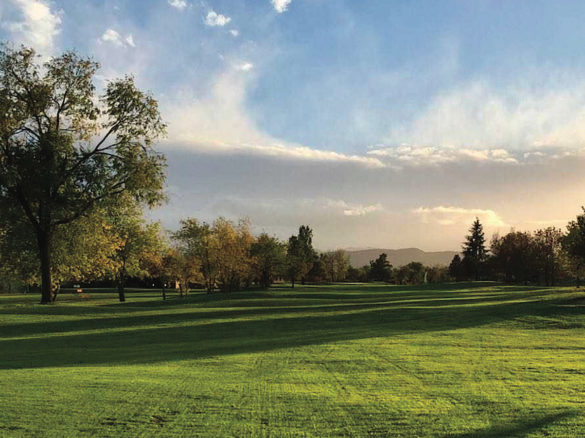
left=346, top=248, right=458, bottom=268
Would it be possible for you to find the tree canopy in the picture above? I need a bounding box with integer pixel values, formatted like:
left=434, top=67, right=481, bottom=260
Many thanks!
left=0, top=46, right=166, bottom=303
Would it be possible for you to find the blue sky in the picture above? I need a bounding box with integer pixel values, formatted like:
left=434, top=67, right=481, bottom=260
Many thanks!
left=2, top=0, right=585, bottom=250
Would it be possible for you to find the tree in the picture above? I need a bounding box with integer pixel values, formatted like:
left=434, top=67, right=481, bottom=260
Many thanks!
left=0, top=209, right=41, bottom=290
left=250, top=233, right=285, bottom=289
left=490, top=231, right=536, bottom=284
left=173, top=218, right=217, bottom=293
left=213, top=218, right=254, bottom=292
left=321, top=249, right=350, bottom=282
left=0, top=204, right=121, bottom=299
left=307, top=253, right=326, bottom=283
left=346, top=265, right=370, bottom=283
left=426, top=265, right=450, bottom=283
left=297, top=225, right=316, bottom=285
left=462, top=218, right=487, bottom=281
left=285, top=225, right=315, bottom=288
left=369, top=253, right=393, bottom=282
left=107, top=197, right=164, bottom=302
left=395, top=262, right=425, bottom=285
left=0, top=46, right=166, bottom=303
left=141, top=240, right=171, bottom=300
left=172, top=217, right=255, bottom=293
left=164, top=247, right=201, bottom=297
left=286, top=236, right=304, bottom=288
left=448, top=254, right=464, bottom=281
left=563, top=209, right=585, bottom=287
left=533, top=227, right=564, bottom=286
left=51, top=208, right=121, bottom=296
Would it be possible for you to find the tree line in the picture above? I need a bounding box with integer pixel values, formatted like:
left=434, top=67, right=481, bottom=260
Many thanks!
left=0, top=208, right=354, bottom=301
left=448, top=213, right=585, bottom=286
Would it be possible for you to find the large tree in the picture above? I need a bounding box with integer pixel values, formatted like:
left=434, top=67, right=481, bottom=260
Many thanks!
left=462, top=218, right=487, bottom=281
left=0, top=46, right=166, bottom=303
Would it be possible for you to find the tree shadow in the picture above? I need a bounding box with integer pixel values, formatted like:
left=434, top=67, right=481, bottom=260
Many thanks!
left=0, top=284, right=576, bottom=370
left=0, top=283, right=565, bottom=340
left=446, top=411, right=578, bottom=437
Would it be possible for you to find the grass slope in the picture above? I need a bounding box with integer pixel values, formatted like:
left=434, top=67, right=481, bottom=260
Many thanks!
left=1, top=283, right=585, bottom=437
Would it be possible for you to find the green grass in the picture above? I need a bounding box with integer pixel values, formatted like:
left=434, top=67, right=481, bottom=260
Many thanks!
left=1, top=282, right=585, bottom=437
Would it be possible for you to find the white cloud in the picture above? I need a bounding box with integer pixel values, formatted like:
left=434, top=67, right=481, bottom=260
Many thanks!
left=2, top=0, right=62, bottom=53
left=271, top=0, right=292, bottom=13
left=205, top=10, right=231, bottom=27
left=163, top=70, right=386, bottom=168
left=99, top=29, right=136, bottom=48
left=387, top=80, right=585, bottom=150
left=168, top=0, right=187, bottom=10
left=237, top=62, right=254, bottom=72
left=230, top=29, right=239, bottom=37
left=172, top=139, right=386, bottom=168
left=368, top=145, right=518, bottom=166
left=342, top=203, right=384, bottom=217
left=412, top=206, right=507, bottom=227
left=125, top=34, right=136, bottom=48
left=100, top=29, right=123, bottom=46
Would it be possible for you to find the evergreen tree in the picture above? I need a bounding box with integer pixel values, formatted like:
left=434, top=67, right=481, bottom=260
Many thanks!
left=369, top=253, right=393, bottom=282
left=462, top=218, right=487, bottom=281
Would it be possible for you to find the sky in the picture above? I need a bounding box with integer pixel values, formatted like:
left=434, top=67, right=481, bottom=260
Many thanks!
left=2, top=0, right=585, bottom=251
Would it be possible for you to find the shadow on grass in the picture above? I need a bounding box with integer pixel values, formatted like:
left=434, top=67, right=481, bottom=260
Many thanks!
left=1, top=283, right=580, bottom=370
left=447, top=411, right=578, bottom=437
left=0, top=297, right=559, bottom=341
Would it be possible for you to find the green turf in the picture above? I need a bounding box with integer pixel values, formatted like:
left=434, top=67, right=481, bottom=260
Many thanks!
left=1, top=282, right=585, bottom=437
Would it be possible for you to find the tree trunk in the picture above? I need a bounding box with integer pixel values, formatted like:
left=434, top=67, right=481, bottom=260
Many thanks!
left=117, top=275, right=126, bottom=302
left=38, top=229, right=53, bottom=304
left=162, top=286, right=166, bottom=300
left=291, top=277, right=295, bottom=289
